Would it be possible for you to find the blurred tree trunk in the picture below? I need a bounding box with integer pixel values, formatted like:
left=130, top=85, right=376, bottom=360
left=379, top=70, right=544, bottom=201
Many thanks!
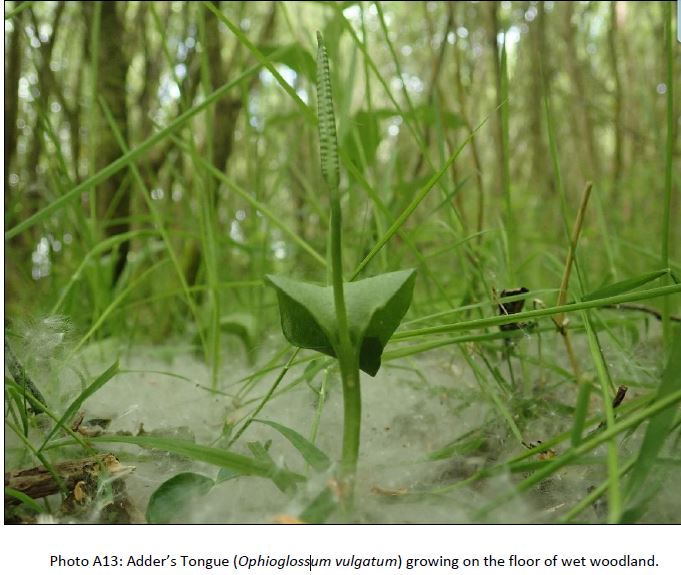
left=486, top=1, right=505, bottom=201
left=410, top=3, right=451, bottom=181
left=205, top=1, right=243, bottom=178
left=137, top=3, right=201, bottom=195
left=4, top=3, right=26, bottom=308
left=5, top=3, right=24, bottom=218
left=184, top=2, right=277, bottom=287
left=527, top=1, right=551, bottom=196
left=561, top=2, right=600, bottom=183
left=85, top=1, right=131, bottom=285
left=451, top=2, right=485, bottom=237
left=27, top=2, right=66, bottom=178
left=608, top=1, right=623, bottom=191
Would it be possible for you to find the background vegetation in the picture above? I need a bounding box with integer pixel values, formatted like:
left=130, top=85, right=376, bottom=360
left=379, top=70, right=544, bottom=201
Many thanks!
left=4, top=1, right=680, bottom=524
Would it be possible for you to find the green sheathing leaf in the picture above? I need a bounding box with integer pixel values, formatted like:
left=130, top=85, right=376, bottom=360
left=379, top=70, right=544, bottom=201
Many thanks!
left=266, top=269, right=416, bottom=376
left=267, top=275, right=336, bottom=357
left=146, top=472, right=215, bottom=524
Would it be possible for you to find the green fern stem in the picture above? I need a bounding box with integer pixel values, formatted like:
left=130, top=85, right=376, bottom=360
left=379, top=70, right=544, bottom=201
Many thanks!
left=316, top=32, right=361, bottom=496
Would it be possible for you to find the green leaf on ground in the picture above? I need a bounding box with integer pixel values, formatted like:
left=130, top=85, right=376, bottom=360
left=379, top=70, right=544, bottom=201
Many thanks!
left=146, top=472, right=214, bottom=524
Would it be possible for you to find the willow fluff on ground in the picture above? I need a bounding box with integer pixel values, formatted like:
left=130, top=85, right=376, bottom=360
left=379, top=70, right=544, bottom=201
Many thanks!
left=38, top=329, right=676, bottom=523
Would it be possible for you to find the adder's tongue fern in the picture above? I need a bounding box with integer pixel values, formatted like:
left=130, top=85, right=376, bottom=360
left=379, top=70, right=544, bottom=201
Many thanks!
left=316, top=32, right=352, bottom=362
left=316, top=32, right=359, bottom=495
left=316, top=31, right=340, bottom=193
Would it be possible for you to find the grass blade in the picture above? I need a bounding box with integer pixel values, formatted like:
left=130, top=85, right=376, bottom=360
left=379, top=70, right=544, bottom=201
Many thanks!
left=256, top=419, right=332, bottom=472
left=584, top=269, right=670, bottom=301
left=38, top=361, right=119, bottom=453
left=87, top=435, right=304, bottom=489
left=625, top=327, right=681, bottom=510
left=394, top=283, right=681, bottom=339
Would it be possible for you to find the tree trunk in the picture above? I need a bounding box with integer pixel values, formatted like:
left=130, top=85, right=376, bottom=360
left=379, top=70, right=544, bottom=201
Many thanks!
left=184, top=2, right=277, bottom=287
left=527, top=1, right=551, bottom=196
left=88, top=1, right=131, bottom=284
left=4, top=3, right=24, bottom=203
left=5, top=3, right=30, bottom=310
left=561, top=2, right=600, bottom=183
left=608, top=1, right=623, bottom=191
left=486, top=1, right=505, bottom=201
